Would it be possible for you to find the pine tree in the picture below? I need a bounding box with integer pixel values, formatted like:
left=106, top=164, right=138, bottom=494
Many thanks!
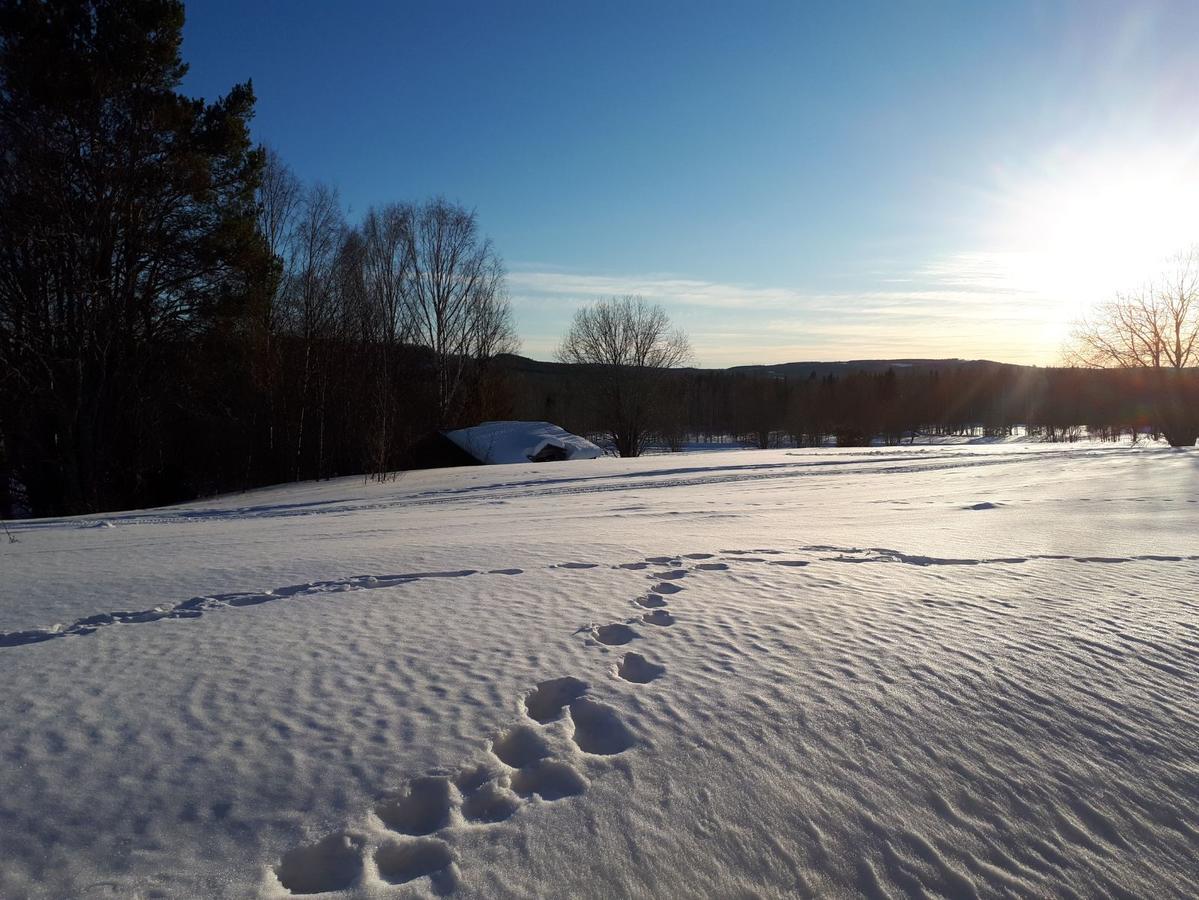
left=0, top=0, right=272, bottom=514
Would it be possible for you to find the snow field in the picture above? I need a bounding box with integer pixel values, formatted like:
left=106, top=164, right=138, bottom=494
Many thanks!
left=1, top=444, right=1197, bottom=897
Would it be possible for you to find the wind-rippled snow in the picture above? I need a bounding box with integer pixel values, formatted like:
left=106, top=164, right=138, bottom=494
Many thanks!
left=1, top=444, right=1196, bottom=897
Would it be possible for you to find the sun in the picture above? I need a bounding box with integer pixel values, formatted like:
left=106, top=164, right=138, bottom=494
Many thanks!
left=992, top=145, right=1199, bottom=305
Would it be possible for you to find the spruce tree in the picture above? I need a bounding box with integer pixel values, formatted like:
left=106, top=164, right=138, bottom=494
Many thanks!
left=0, top=0, right=272, bottom=514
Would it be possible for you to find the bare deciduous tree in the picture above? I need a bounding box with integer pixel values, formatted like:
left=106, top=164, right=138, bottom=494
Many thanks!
left=404, top=199, right=517, bottom=426
left=285, top=183, right=346, bottom=478
left=1070, top=248, right=1199, bottom=370
left=358, top=203, right=414, bottom=477
left=558, top=295, right=691, bottom=456
left=362, top=203, right=414, bottom=350
left=1069, top=247, right=1199, bottom=446
left=257, top=148, right=303, bottom=335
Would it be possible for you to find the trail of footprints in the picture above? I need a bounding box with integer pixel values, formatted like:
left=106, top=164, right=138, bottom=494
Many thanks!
left=5, top=538, right=1189, bottom=649
left=272, top=554, right=700, bottom=895
left=281, top=680, right=639, bottom=892
left=274, top=674, right=629, bottom=894
left=12, top=539, right=1181, bottom=891
left=272, top=539, right=1191, bottom=892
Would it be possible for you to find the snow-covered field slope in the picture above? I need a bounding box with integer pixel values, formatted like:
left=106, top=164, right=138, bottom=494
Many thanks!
left=1, top=444, right=1197, bottom=898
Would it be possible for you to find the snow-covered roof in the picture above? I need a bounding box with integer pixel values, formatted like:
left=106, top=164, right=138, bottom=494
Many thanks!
left=443, top=421, right=603, bottom=465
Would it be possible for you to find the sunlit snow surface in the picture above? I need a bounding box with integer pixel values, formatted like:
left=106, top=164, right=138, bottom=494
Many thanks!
left=1, top=444, right=1197, bottom=898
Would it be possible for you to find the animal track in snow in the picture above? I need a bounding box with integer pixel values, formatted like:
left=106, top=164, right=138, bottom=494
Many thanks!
left=0, top=568, right=478, bottom=648
left=271, top=668, right=635, bottom=890
left=256, top=546, right=874, bottom=893
left=9, top=543, right=1172, bottom=650
left=274, top=831, right=365, bottom=895
left=491, top=725, right=552, bottom=769
left=510, top=760, right=588, bottom=801
left=375, top=776, right=453, bottom=835
left=641, top=609, right=676, bottom=626
left=592, top=623, right=639, bottom=645
left=53, top=539, right=1182, bottom=893
left=634, top=593, right=667, bottom=608
left=568, top=698, right=637, bottom=755
left=460, top=779, right=521, bottom=824
left=524, top=676, right=589, bottom=724
left=617, top=652, right=666, bottom=683
left=375, top=837, right=457, bottom=889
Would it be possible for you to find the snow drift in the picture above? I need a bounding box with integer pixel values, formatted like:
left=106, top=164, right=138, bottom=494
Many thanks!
left=444, top=421, right=603, bottom=465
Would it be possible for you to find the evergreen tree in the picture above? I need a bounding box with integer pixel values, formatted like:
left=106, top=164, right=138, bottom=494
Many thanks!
left=0, top=0, right=272, bottom=513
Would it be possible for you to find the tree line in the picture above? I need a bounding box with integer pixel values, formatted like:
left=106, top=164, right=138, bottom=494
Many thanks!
left=0, top=0, right=516, bottom=516
left=508, top=358, right=1199, bottom=452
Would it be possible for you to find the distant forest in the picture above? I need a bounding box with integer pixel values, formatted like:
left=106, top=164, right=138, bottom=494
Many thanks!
left=508, top=356, right=1197, bottom=450
left=2, top=2, right=1197, bottom=519
left=9, top=343, right=1195, bottom=518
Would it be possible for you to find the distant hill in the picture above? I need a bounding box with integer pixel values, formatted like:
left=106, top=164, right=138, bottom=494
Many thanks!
left=727, top=358, right=1033, bottom=379
left=498, top=354, right=1037, bottom=379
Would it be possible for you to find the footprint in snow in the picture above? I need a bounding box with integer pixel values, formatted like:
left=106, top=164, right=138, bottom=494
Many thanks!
left=275, top=831, right=365, bottom=895
left=268, top=547, right=704, bottom=894
left=491, top=724, right=552, bottom=769
left=633, top=593, right=667, bottom=609
left=525, top=676, right=589, bottom=724
left=274, top=674, right=623, bottom=890
left=375, top=776, right=453, bottom=836
left=568, top=698, right=637, bottom=755
left=592, top=623, right=638, bottom=645
left=375, top=837, right=458, bottom=890
left=617, top=652, right=666, bottom=684
left=459, top=776, right=521, bottom=824
left=650, top=569, right=687, bottom=580
left=510, top=760, right=588, bottom=801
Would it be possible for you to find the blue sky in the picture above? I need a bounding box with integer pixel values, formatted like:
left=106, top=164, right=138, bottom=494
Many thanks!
left=182, top=1, right=1199, bottom=366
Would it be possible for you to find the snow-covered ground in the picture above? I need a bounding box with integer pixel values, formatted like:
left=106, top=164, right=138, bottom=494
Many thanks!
left=2, top=444, right=1197, bottom=898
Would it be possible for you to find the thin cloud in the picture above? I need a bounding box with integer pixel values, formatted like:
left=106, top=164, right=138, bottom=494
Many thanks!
left=507, top=256, right=1067, bottom=367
